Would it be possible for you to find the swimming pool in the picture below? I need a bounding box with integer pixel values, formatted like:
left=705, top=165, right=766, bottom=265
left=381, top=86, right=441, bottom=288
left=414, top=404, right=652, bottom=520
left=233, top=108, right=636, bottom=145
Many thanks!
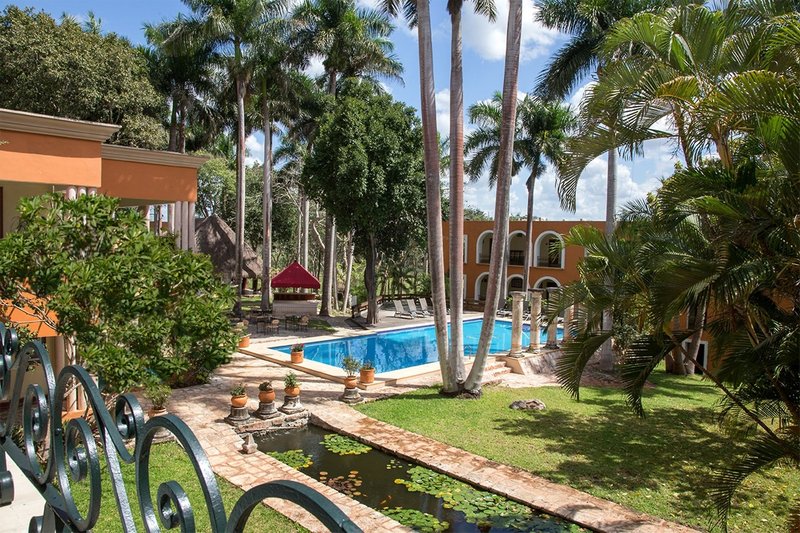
left=273, top=319, right=562, bottom=373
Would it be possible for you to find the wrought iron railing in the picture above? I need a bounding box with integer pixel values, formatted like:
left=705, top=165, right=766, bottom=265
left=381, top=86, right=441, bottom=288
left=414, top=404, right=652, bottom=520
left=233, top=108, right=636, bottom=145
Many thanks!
left=0, top=324, right=361, bottom=532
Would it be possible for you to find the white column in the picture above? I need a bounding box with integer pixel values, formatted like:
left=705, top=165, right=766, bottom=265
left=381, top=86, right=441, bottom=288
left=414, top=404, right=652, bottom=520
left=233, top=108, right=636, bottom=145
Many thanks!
left=529, top=290, right=543, bottom=351
left=181, top=201, right=190, bottom=250
left=546, top=292, right=559, bottom=349
left=187, top=201, right=196, bottom=250
left=66, top=186, right=77, bottom=200
left=564, top=305, right=575, bottom=341
left=168, top=203, right=176, bottom=234
left=174, top=202, right=183, bottom=247
left=77, top=187, right=87, bottom=197
left=510, top=291, right=525, bottom=357
left=88, top=188, right=97, bottom=196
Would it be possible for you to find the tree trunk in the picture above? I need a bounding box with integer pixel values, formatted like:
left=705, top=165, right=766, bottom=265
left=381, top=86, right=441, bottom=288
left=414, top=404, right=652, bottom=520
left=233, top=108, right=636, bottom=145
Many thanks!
left=301, top=194, right=310, bottom=267
left=365, top=233, right=379, bottom=325
left=464, top=0, right=523, bottom=393
left=168, top=98, right=178, bottom=152
left=523, top=165, right=538, bottom=291
left=233, top=76, right=247, bottom=316
left=605, top=148, right=617, bottom=235
left=320, top=71, right=339, bottom=317
left=260, top=87, right=273, bottom=312
left=416, top=0, right=453, bottom=391
left=177, top=102, right=186, bottom=153
left=343, top=230, right=355, bottom=314
left=684, top=301, right=707, bottom=375
left=447, top=7, right=467, bottom=388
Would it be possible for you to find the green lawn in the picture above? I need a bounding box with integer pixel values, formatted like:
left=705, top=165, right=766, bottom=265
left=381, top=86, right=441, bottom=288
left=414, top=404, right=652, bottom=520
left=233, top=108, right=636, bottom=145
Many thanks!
left=72, top=442, right=306, bottom=532
left=356, top=372, right=798, bottom=532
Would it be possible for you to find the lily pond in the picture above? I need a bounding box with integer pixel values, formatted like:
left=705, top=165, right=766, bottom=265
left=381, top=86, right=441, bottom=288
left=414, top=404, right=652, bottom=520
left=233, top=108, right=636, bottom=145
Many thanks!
left=256, top=425, right=582, bottom=533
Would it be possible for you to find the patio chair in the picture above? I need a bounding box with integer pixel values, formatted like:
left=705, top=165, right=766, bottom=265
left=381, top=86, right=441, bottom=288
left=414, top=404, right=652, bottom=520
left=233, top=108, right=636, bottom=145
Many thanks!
left=405, top=298, right=425, bottom=318
left=297, top=315, right=309, bottom=331
left=392, top=300, right=413, bottom=319
left=265, top=319, right=280, bottom=335
left=417, top=298, right=435, bottom=316
left=496, top=302, right=512, bottom=317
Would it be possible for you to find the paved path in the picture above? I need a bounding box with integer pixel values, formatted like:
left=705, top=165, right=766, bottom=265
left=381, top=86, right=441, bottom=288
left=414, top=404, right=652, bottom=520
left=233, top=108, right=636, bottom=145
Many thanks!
left=311, top=403, right=698, bottom=533
left=0, top=456, right=45, bottom=533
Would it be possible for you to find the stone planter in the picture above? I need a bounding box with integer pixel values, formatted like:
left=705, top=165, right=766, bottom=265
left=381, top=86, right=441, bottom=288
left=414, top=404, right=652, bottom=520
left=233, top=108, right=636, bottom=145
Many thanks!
left=258, top=390, right=275, bottom=403
left=230, top=394, right=248, bottom=408
left=290, top=350, right=304, bottom=364
left=359, top=368, right=375, bottom=384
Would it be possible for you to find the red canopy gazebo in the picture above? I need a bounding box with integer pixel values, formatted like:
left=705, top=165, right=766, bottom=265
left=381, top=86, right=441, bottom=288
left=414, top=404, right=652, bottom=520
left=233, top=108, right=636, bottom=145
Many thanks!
left=271, top=261, right=320, bottom=290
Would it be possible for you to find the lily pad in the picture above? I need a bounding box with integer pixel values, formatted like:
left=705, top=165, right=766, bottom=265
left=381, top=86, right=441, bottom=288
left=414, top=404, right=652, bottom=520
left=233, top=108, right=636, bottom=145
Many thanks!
left=320, top=433, right=372, bottom=455
left=266, top=449, right=313, bottom=470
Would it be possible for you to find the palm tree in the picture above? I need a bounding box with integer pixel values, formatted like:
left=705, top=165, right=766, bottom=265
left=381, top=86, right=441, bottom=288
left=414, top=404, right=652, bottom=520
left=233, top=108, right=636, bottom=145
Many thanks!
left=463, top=0, right=524, bottom=394
left=292, top=0, right=402, bottom=317
left=535, top=0, right=667, bottom=234
left=171, top=0, right=287, bottom=315
left=446, top=0, right=497, bottom=387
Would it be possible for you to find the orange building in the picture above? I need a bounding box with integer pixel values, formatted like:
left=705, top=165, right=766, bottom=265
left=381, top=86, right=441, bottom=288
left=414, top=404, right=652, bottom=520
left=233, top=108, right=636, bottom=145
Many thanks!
left=0, top=108, right=208, bottom=390
left=442, top=219, right=604, bottom=301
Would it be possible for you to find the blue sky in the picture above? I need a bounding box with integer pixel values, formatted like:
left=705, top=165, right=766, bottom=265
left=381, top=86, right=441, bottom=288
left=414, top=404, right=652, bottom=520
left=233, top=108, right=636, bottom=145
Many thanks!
left=6, top=0, right=677, bottom=221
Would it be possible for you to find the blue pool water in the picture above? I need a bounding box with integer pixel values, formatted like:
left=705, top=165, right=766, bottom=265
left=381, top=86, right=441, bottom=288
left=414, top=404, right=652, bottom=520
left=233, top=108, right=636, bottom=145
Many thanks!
left=273, top=319, right=563, bottom=373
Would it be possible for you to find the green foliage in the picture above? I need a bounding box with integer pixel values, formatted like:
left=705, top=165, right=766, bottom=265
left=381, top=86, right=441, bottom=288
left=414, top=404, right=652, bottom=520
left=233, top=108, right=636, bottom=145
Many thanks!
left=320, top=434, right=371, bottom=456
left=341, top=355, right=360, bottom=376
left=230, top=383, right=246, bottom=397
left=283, top=372, right=299, bottom=388
left=258, top=381, right=273, bottom=391
left=0, top=7, right=167, bottom=149
left=381, top=508, right=448, bottom=533
left=144, top=383, right=171, bottom=410
left=0, top=194, right=238, bottom=393
left=360, top=360, right=374, bottom=371
left=291, top=343, right=304, bottom=352
left=397, top=466, right=539, bottom=530
left=267, top=449, right=313, bottom=470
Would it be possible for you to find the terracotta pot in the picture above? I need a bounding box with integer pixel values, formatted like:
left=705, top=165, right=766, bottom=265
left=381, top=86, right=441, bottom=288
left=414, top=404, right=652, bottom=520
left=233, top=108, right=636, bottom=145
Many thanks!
left=230, top=395, right=248, bottom=408
left=148, top=407, right=167, bottom=419
left=284, top=386, right=300, bottom=397
left=359, top=368, right=375, bottom=384
left=258, top=390, right=275, bottom=403
left=290, top=350, right=304, bottom=364
left=238, top=336, right=251, bottom=348
left=344, top=376, right=358, bottom=389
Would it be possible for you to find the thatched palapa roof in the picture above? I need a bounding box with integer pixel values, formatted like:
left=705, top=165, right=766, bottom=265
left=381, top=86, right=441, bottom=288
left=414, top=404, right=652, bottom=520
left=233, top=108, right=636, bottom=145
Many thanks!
left=195, top=214, right=262, bottom=279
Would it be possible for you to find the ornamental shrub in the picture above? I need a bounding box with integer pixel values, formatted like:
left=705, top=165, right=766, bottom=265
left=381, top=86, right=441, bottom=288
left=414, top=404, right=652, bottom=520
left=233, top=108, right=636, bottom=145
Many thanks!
left=0, top=193, right=238, bottom=393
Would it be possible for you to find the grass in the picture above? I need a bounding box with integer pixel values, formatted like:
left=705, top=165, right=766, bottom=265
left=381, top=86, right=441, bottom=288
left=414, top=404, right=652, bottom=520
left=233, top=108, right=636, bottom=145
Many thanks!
left=356, top=371, right=798, bottom=532
left=71, top=442, right=306, bottom=532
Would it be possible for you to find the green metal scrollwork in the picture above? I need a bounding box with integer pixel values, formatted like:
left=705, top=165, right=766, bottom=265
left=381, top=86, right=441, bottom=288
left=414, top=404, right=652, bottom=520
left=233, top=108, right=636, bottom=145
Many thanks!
left=0, top=323, right=363, bottom=532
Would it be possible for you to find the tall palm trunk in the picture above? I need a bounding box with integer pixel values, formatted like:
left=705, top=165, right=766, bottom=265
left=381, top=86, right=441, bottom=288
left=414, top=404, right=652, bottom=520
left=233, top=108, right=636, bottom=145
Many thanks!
left=343, top=230, right=355, bottom=313
left=168, top=98, right=178, bottom=152
left=301, top=193, right=309, bottom=267
left=233, top=76, right=247, bottom=315
left=465, top=0, right=523, bottom=393
left=448, top=6, right=467, bottom=387
left=320, top=71, right=339, bottom=317
left=416, top=0, right=453, bottom=390
left=598, top=147, right=617, bottom=371
left=365, top=233, right=379, bottom=324
left=522, top=164, right=538, bottom=290
left=260, top=85, right=273, bottom=312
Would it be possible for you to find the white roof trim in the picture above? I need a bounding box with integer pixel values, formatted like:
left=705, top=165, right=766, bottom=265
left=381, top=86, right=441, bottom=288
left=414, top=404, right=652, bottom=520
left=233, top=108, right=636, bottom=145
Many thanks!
left=101, top=144, right=210, bottom=169
left=0, top=108, right=119, bottom=141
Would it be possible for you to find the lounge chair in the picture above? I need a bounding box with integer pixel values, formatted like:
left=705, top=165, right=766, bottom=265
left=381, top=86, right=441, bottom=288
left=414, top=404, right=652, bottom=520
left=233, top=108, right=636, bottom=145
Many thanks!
left=393, top=300, right=413, bottom=319
left=497, top=303, right=512, bottom=317
left=405, top=299, right=425, bottom=318
left=417, top=298, right=435, bottom=316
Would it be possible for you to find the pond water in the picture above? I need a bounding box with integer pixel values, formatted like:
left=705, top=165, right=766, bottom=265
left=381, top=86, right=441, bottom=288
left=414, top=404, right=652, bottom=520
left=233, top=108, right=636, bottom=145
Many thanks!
left=256, top=425, right=581, bottom=532
left=272, top=319, right=564, bottom=373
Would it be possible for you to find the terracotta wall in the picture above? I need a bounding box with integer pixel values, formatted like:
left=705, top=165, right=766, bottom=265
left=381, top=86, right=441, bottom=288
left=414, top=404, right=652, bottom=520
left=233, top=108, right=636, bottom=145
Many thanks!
left=100, top=159, right=198, bottom=203
left=442, top=219, right=604, bottom=300
left=0, top=130, right=102, bottom=187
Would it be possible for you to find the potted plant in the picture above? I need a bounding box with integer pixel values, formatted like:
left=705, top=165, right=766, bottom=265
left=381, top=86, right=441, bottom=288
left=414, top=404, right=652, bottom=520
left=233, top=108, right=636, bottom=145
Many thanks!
left=290, top=343, right=304, bottom=364
left=341, top=355, right=360, bottom=389
left=144, top=383, right=171, bottom=417
left=284, top=372, right=300, bottom=397
left=359, top=360, right=375, bottom=384
left=258, top=381, right=275, bottom=403
left=237, top=320, right=250, bottom=348
left=230, top=383, right=248, bottom=408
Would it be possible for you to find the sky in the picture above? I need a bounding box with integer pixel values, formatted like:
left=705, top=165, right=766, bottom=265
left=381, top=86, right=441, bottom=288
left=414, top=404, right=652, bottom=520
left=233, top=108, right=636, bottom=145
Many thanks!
left=6, top=0, right=678, bottom=221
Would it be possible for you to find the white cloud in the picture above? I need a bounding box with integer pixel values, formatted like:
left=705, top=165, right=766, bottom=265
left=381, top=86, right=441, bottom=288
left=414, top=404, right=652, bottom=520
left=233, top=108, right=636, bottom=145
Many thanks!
left=245, top=134, right=264, bottom=166
left=462, top=0, right=559, bottom=62
left=304, top=55, right=325, bottom=79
